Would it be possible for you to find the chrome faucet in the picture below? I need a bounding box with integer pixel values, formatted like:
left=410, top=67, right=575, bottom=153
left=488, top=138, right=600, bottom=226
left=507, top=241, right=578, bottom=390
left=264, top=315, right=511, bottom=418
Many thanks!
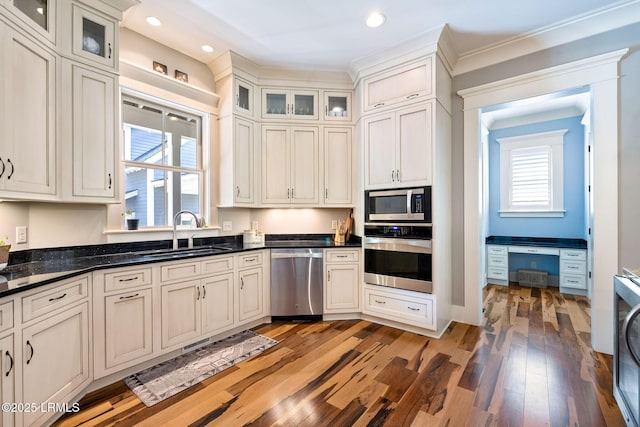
left=172, top=210, right=204, bottom=249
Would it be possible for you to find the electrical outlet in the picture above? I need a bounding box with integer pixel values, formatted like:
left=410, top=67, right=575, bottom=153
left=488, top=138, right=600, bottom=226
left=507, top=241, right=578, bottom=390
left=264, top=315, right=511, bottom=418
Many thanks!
left=331, top=220, right=337, bottom=230
left=16, top=226, right=27, bottom=244
left=222, top=221, right=232, bottom=231
left=531, top=261, right=537, bottom=269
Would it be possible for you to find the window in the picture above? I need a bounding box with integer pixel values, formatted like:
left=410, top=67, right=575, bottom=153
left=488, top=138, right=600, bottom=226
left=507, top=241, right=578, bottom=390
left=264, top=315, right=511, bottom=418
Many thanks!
left=497, top=129, right=567, bottom=217
left=122, top=96, right=203, bottom=227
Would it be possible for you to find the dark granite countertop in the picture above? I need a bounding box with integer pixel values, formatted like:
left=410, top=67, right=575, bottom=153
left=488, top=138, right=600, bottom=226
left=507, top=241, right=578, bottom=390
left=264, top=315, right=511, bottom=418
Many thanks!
left=486, top=235, right=587, bottom=249
left=0, top=234, right=361, bottom=298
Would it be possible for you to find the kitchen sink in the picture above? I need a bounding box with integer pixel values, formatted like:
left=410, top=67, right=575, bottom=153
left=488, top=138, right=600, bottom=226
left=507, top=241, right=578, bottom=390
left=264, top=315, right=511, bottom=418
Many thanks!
left=136, top=245, right=232, bottom=259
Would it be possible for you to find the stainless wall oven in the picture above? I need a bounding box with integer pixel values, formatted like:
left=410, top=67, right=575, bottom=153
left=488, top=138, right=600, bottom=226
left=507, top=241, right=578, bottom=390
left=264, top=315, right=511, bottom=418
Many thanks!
left=365, top=186, right=431, bottom=223
left=364, top=224, right=432, bottom=294
left=615, top=272, right=640, bottom=427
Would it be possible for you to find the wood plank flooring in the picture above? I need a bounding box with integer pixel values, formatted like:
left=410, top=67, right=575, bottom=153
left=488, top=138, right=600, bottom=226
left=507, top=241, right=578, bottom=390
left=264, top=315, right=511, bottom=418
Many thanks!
left=56, top=284, right=625, bottom=426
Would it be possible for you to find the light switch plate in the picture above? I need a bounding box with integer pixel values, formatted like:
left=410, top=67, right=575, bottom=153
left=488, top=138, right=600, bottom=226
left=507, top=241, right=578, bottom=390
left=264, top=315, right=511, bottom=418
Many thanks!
left=16, top=226, right=27, bottom=243
left=222, top=221, right=232, bottom=231
left=331, top=220, right=337, bottom=230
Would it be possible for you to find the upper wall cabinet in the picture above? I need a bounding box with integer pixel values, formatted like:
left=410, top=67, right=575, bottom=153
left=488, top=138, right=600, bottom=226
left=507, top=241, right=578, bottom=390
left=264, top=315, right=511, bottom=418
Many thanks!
left=0, top=22, right=57, bottom=200
left=2, top=0, right=57, bottom=44
left=362, top=57, right=433, bottom=112
left=70, top=2, right=116, bottom=69
left=261, top=88, right=319, bottom=121
left=234, top=76, right=255, bottom=118
left=323, top=91, right=351, bottom=122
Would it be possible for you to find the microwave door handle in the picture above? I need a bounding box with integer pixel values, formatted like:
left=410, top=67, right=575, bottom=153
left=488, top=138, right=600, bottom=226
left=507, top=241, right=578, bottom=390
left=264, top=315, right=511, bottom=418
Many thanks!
left=406, top=189, right=413, bottom=218
left=623, top=303, right=640, bottom=368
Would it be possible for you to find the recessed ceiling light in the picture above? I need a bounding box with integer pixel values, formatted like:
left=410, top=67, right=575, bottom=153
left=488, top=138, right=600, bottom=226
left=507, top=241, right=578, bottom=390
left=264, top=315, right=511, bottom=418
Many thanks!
left=366, top=12, right=385, bottom=28
left=201, top=45, right=214, bottom=53
left=146, top=16, right=161, bottom=27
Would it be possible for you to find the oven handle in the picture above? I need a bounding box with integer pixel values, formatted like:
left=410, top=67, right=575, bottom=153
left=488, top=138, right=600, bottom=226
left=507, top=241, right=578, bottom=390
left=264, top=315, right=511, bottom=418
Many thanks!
left=406, top=189, right=413, bottom=218
left=623, top=303, right=640, bottom=368
left=364, top=237, right=431, bottom=254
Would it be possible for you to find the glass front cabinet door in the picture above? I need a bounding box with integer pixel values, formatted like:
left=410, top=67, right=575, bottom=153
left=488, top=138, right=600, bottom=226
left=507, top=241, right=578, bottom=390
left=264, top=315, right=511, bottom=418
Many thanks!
left=72, top=3, right=116, bottom=69
left=262, top=89, right=318, bottom=120
left=234, top=77, right=254, bottom=117
left=323, top=91, right=351, bottom=121
left=11, top=0, right=56, bottom=42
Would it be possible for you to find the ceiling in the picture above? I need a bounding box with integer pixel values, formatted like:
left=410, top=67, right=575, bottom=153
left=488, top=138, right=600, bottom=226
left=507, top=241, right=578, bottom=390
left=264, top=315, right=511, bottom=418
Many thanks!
left=122, top=0, right=636, bottom=73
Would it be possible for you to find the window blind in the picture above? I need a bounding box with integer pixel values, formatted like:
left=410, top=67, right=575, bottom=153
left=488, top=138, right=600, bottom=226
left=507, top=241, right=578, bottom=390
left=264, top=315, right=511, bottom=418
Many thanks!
left=510, top=146, right=551, bottom=208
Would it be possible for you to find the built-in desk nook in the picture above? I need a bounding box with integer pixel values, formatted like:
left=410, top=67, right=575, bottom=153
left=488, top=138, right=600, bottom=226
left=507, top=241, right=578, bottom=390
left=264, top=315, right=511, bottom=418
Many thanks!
left=486, top=236, right=589, bottom=295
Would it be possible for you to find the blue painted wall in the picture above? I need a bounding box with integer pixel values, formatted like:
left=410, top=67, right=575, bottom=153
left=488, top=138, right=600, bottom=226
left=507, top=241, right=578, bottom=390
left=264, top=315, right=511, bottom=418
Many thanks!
left=488, top=116, right=587, bottom=240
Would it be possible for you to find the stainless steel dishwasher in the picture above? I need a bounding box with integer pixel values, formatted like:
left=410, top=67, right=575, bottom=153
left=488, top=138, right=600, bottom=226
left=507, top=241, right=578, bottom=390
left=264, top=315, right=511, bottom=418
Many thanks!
left=270, top=248, right=323, bottom=319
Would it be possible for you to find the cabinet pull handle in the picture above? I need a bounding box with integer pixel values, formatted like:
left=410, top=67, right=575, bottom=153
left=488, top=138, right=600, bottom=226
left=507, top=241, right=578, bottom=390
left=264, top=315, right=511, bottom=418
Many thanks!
left=391, top=170, right=395, bottom=182
left=118, top=276, right=139, bottom=282
left=240, top=278, right=244, bottom=289
left=119, top=293, right=139, bottom=300
left=373, top=102, right=385, bottom=108
left=237, top=186, right=240, bottom=197
left=0, top=157, right=4, bottom=178
left=328, top=271, right=331, bottom=281
left=7, top=159, right=14, bottom=180
left=48, top=293, right=67, bottom=302
left=202, top=285, right=206, bottom=299
left=5, top=350, right=14, bottom=376
left=287, top=188, right=290, bottom=199
left=375, top=299, right=386, bottom=304
left=245, top=257, right=257, bottom=263
left=291, top=188, right=294, bottom=199
left=406, top=93, right=420, bottom=99
left=325, top=188, right=328, bottom=199
left=325, top=105, right=328, bottom=116
left=236, top=93, right=239, bottom=107
left=396, top=169, right=400, bottom=182
left=407, top=306, right=420, bottom=311
left=108, top=43, right=112, bottom=59
left=108, top=173, right=112, bottom=189
left=26, top=340, right=34, bottom=365
left=337, top=255, right=347, bottom=258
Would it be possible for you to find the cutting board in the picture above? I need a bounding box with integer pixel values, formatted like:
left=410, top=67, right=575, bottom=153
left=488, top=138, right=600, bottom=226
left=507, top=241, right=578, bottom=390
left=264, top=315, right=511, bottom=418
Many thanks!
left=344, top=211, right=352, bottom=242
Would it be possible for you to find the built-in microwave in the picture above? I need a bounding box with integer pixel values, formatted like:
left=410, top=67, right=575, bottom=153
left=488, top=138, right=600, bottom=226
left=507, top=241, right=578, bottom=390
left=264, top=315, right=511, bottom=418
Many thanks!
left=365, top=186, right=431, bottom=223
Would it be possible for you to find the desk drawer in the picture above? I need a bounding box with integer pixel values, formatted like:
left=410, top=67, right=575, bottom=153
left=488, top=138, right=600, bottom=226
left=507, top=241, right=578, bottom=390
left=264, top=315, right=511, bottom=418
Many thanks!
left=509, top=246, right=559, bottom=256
left=487, top=267, right=508, bottom=281
left=561, top=260, right=586, bottom=275
left=488, top=255, right=507, bottom=267
left=487, top=245, right=507, bottom=255
left=561, top=249, right=586, bottom=261
left=561, top=274, right=587, bottom=290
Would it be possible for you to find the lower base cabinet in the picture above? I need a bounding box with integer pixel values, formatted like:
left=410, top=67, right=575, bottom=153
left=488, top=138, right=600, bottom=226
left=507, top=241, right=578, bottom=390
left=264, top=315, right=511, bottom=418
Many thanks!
left=201, top=272, right=235, bottom=336
left=161, top=280, right=203, bottom=349
left=21, top=301, right=90, bottom=426
left=0, top=334, right=15, bottom=427
left=363, top=284, right=435, bottom=330
left=324, top=249, right=361, bottom=314
left=238, top=267, right=264, bottom=322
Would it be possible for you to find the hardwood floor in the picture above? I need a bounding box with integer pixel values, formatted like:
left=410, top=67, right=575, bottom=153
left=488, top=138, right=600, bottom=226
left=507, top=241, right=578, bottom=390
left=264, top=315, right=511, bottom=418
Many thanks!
left=56, top=284, right=625, bottom=426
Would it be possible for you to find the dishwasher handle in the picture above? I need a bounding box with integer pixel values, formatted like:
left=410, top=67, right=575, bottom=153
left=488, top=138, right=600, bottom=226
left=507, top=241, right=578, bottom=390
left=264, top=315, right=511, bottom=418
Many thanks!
left=271, top=252, right=323, bottom=259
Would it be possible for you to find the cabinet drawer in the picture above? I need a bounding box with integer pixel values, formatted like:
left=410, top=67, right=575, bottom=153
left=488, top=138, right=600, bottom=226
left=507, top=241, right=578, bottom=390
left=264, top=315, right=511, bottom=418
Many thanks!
left=104, top=267, right=152, bottom=292
left=560, top=274, right=587, bottom=290
left=487, top=255, right=507, bottom=267
left=364, top=58, right=432, bottom=111
left=0, top=300, right=14, bottom=333
left=508, top=246, right=559, bottom=256
left=325, top=249, right=359, bottom=263
left=202, top=255, right=235, bottom=275
left=22, top=276, right=89, bottom=323
left=160, top=261, right=201, bottom=282
left=560, top=249, right=586, bottom=261
left=487, top=245, right=507, bottom=255
left=560, top=260, right=586, bottom=275
left=238, top=252, right=263, bottom=269
left=363, top=286, right=434, bottom=329
left=487, top=267, right=508, bottom=281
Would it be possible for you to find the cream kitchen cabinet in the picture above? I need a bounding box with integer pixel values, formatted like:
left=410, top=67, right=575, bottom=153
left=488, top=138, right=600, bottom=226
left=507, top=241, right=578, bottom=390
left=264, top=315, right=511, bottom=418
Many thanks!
left=0, top=333, right=15, bottom=427
left=219, top=116, right=255, bottom=206
left=3, top=0, right=56, bottom=44
left=262, top=88, right=319, bottom=120
left=234, top=76, right=255, bottom=117
left=0, top=21, right=57, bottom=200
left=363, top=284, right=435, bottom=331
left=324, top=249, right=360, bottom=314
left=160, top=279, right=203, bottom=349
left=323, top=127, right=352, bottom=205
left=92, top=266, right=154, bottom=379
left=262, top=125, right=319, bottom=205
left=60, top=59, right=117, bottom=201
left=201, top=272, right=235, bottom=336
left=364, top=101, right=433, bottom=189
left=323, top=91, right=352, bottom=122
left=69, top=1, right=116, bottom=70
left=20, top=295, right=90, bottom=426
left=238, top=251, right=268, bottom=323
left=362, top=57, right=432, bottom=112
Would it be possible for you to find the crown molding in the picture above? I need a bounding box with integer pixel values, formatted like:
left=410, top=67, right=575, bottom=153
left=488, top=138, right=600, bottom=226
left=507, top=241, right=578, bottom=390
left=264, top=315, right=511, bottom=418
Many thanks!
left=453, top=0, right=640, bottom=76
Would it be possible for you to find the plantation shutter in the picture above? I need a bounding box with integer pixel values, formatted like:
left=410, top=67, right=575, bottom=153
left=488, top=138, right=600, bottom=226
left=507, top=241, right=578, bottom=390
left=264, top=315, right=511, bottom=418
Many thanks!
left=510, top=145, right=551, bottom=209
